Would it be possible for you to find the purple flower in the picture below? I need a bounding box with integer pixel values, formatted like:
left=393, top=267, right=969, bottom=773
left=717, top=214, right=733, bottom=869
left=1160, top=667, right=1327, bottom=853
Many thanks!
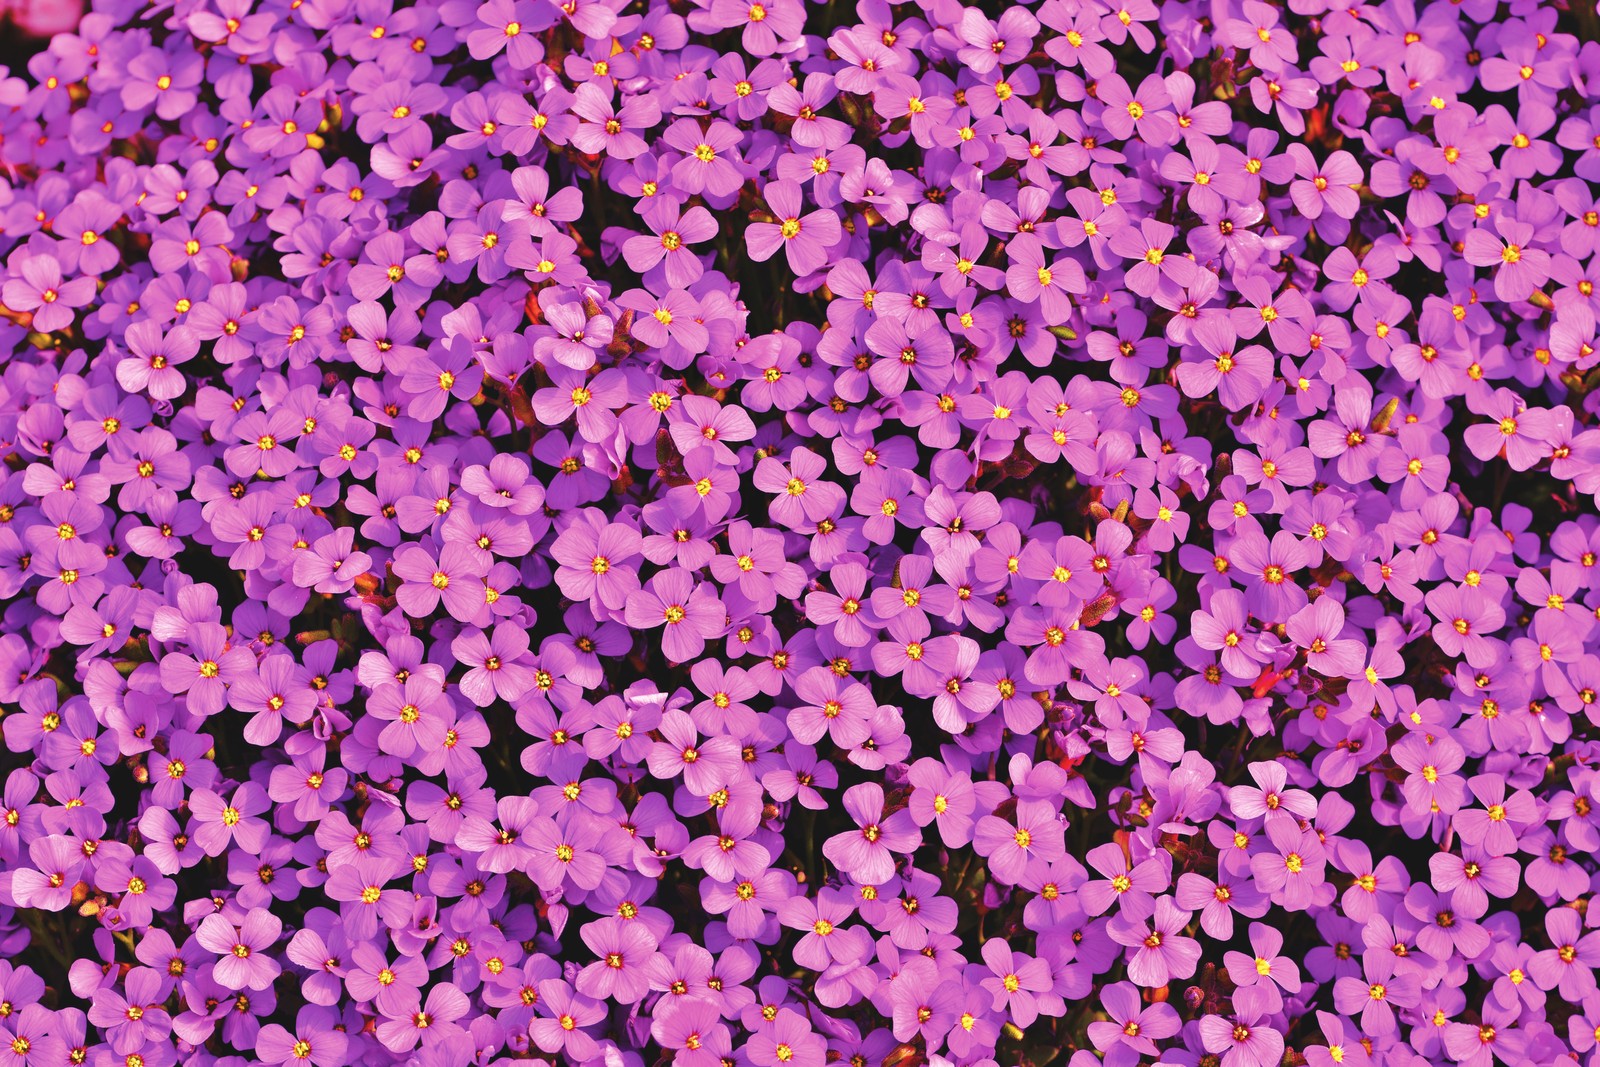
left=256, top=1007, right=348, bottom=1067
left=115, top=321, right=199, bottom=401
left=576, top=917, right=658, bottom=1003
left=974, top=800, right=1065, bottom=885
left=1108, top=896, right=1201, bottom=986
left=9, top=835, right=84, bottom=911
left=977, top=938, right=1051, bottom=1027
left=1005, top=233, right=1087, bottom=325
left=195, top=908, right=283, bottom=990
left=663, top=118, right=746, bottom=199
left=529, top=980, right=607, bottom=1059
left=623, top=199, right=719, bottom=288
left=821, top=782, right=920, bottom=884
left=2, top=0, right=1599, bottom=1062
left=624, top=568, right=727, bottom=663
left=748, top=180, right=841, bottom=277
left=3, top=255, right=96, bottom=332
left=1199, top=1003, right=1287, bottom=1067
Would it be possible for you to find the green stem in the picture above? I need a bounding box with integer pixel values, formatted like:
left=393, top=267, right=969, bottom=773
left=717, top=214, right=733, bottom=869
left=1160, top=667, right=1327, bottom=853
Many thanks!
left=1575, top=0, right=1600, bottom=42
left=20, top=910, right=73, bottom=980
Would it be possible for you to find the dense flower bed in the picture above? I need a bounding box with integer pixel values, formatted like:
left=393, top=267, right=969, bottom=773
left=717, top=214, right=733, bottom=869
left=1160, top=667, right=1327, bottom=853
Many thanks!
left=0, top=0, right=1599, bottom=1065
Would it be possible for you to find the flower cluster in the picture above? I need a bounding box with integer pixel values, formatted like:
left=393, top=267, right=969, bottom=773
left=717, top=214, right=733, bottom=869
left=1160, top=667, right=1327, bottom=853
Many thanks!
left=0, top=0, right=1599, bottom=1066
